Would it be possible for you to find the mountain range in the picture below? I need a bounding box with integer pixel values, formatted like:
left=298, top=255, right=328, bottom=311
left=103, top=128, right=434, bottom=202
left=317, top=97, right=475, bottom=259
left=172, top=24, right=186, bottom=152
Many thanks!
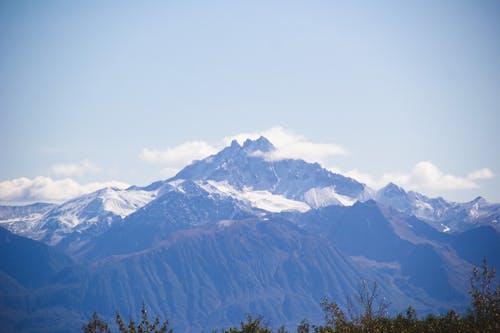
left=0, top=137, right=498, bottom=332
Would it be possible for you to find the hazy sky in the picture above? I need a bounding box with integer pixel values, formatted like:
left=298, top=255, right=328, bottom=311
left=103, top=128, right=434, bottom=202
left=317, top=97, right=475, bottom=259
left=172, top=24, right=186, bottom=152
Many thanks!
left=1, top=0, right=499, bottom=204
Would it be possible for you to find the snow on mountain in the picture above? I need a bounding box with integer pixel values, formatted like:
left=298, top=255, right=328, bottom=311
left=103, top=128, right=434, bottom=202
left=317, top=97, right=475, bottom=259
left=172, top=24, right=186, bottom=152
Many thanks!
left=0, top=203, right=56, bottom=236
left=100, top=187, right=157, bottom=218
left=46, top=186, right=156, bottom=225
left=197, top=179, right=311, bottom=213
left=304, top=186, right=357, bottom=208
left=0, top=203, right=55, bottom=221
left=166, top=137, right=374, bottom=211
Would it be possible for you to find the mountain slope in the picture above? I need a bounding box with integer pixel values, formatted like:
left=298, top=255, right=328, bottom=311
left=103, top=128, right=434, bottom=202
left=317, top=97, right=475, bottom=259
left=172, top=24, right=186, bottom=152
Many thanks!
left=0, top=227, right=72, bottom=288
left=74, top=180, right=258, bottom=261
left=6, top=219, right=418, bottom=333
left=297, top=201, right=470, bottom=306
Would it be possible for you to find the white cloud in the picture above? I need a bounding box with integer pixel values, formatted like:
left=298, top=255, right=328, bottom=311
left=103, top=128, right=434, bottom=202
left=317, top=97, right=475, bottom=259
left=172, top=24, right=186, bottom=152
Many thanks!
left=0, top=176, right=129, bottom=204
left=333, top=162, right=494, bottom=192
left=224, top=126, right=347, bottom=163
left=409, top=161, right=479, bottom=190
left=139, top=141, right=218, bottom=168
left=339, top=169, right=398, bottom=189
left=49, top=159, right=99, bottom=178
left=467, top=168, right=495, bottom=180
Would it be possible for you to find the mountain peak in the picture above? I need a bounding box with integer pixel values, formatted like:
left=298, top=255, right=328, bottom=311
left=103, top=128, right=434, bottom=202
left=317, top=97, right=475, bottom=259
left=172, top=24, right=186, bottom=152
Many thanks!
left=379, top=182, right=407, bottom=197
left=470, top=196, right=488, bottom=205
left=242, top=136, right=274, bottom=153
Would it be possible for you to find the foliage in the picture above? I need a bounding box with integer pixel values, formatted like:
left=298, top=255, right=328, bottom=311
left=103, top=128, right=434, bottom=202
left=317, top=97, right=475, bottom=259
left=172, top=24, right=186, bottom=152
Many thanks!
left=467, top=257, right=500, bottom=332
left=320, top=279, right=388, bottom=333
left=82, top=312, right=111, bottom=333
left=84, top=304, right=172, bottom=333
left=221, top=314, right=273, bottom=333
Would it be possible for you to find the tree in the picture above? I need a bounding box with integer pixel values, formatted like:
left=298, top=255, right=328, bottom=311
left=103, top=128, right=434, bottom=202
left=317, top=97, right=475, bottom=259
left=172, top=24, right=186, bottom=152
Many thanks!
left=223, top=314, right=273, bottom=333
left=296, top=319, right=310, bottom=333
left=320, top=279, right=388, bottom=332
left=115, top=303, right=173, bottom=333
left=82, top=312, right=111, bottom=333
left=467, top=258, right=500, bottom=332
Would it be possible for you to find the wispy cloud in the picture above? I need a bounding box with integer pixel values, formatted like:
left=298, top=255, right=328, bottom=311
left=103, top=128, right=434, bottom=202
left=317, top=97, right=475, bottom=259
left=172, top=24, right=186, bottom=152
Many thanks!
left=335, top=162, right=495, bottom=192
left=408, top=161, right=480, bottom=190
left=467, top=168, right=495, bottom=180
left=49, top=159, right=99, bottom=178
left=0, top=176, right=129, bottom=204
left=224, top=126, right=348, bottom=164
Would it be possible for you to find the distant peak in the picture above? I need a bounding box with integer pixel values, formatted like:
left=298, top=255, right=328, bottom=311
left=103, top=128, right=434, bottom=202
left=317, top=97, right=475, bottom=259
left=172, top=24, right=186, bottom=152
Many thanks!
left=471, top=196, right=488, bottom=205
left=386, top=182, right=404, bottom=189
left=242, top=136, right=274, bottom=153
left=380, top=182, right=406, bottom=196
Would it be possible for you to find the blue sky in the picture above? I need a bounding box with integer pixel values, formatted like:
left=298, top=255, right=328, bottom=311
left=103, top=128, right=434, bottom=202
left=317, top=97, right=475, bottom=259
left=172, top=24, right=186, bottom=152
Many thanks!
left=1, top=0, right=499, bottom=203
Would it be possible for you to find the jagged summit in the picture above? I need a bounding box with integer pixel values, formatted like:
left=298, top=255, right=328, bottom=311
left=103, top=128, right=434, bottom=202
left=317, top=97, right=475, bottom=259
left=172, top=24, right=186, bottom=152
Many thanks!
left=213, top=136, right=275, bottom=160
left=174, top=135, right=367, bottom=202
left=242, top=136, right=275, bottom=153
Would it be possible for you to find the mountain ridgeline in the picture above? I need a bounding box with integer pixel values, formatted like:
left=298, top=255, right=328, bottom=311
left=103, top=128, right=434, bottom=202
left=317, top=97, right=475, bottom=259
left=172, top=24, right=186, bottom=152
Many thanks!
left=0, top=137, right=499, bottom=333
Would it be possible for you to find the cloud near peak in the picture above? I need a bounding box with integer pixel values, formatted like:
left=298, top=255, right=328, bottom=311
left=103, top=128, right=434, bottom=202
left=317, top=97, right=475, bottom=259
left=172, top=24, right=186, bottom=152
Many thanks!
left=139, top=127, right=348, bottom=178
left=224, top=126, right=348, bottom=163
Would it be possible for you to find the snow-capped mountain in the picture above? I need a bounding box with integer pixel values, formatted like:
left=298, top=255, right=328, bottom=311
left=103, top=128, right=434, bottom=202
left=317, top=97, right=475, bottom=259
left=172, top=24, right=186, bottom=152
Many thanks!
left=0, top=203, right=56, bottom=221
left=174, top=136, right=371, bottom=208
left=376, top=183, right=500, bottom=232
left=0, top=203, right=56, bottom=237
left=0, top=186, right=158, bottom=245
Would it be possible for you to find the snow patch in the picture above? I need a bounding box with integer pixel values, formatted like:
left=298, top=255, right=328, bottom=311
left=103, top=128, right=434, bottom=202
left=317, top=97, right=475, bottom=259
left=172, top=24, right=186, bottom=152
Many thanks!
left=217, top=220, right=235, bottom=228
left=414, top=199, right=434, bottom=212
left=100, top=188, right=157, bottom=218
left=441, top=224, right=451, bottom=233
left=167, top=179, right=186, bottom=193
left=304, top=186, right=356, bottom=208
